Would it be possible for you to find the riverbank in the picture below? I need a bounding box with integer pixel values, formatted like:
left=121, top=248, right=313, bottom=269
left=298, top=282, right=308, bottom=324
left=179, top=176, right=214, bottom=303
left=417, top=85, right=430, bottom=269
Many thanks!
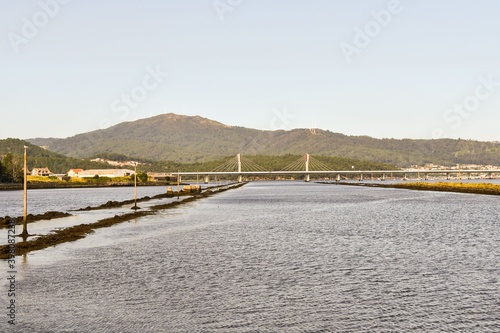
left=0, top=183, right=246, bottom=259
left=319, top=181, right=500, bottom=196
left=0, top=181, right=176, bottom=191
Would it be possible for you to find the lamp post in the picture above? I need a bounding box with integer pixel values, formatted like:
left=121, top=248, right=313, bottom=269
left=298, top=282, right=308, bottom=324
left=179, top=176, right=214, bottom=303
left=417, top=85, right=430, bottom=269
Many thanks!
left=21, top=146, right=29, bottom=237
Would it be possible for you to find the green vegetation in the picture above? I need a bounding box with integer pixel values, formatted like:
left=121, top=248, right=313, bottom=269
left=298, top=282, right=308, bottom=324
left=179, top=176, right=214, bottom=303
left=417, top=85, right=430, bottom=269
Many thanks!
left=145, top=154, right=396, bottom=173
left=0, top=137, right=426, bottom=184
left=393, top=182, right=500, bottom=195
left=25, top=175, right=132, bottom=183
left=0, top=152, right=23, bottom=183
left=27, top=113, right=500, bottom=167
left=133, top=172, right=149, bottom=182
left=0, top=138, right=116, bottom=178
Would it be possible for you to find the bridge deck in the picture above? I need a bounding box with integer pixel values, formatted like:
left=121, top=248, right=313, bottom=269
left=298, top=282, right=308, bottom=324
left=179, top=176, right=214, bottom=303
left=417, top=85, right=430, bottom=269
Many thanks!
left=170, top=170, right=500, bottom=176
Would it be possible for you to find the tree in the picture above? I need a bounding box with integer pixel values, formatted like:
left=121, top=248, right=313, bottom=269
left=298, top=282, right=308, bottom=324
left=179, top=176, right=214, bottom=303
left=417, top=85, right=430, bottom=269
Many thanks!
left=137, top=172, right=149, bottom=182
left=1, top=153, right=22, bottom=183
left=0, top=157, right=4, bottom=182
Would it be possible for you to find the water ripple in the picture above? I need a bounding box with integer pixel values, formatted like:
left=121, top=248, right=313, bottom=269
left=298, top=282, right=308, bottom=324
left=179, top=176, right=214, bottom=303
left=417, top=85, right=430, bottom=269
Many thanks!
left=6, top=182, right=500, bottom=332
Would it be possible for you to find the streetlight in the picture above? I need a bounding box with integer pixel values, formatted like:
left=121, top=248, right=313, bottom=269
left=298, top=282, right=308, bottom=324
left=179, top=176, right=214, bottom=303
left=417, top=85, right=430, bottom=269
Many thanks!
left=21, top=146, right=29, bottom=237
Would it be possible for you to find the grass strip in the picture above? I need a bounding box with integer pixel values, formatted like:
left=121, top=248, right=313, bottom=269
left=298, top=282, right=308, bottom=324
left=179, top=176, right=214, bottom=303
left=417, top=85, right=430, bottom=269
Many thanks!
left=319, top=181, right=500, bottom=196
left=391, top=182, right=500, bottom=195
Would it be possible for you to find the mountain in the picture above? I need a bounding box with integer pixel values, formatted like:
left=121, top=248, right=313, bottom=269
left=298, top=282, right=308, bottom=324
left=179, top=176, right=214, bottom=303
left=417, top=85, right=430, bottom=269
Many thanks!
left=27, top=113, right=500, bottom=167
left=0, top=139, right=395, bottom=178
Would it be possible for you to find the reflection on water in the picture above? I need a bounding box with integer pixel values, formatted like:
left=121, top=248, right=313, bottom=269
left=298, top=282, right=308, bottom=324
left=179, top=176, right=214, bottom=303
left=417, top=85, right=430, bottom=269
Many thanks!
left=3, top=182, right=500, bottom=332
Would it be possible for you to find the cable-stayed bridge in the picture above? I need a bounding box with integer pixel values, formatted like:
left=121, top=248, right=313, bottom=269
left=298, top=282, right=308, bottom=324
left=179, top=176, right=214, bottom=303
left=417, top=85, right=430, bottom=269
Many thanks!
left=170, top=154, right=500, bottom=183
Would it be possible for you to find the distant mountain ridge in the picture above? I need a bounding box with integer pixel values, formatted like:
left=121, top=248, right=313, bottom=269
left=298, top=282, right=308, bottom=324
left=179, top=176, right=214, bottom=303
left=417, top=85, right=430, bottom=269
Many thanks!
left=27, top=113, right=500, bottom=167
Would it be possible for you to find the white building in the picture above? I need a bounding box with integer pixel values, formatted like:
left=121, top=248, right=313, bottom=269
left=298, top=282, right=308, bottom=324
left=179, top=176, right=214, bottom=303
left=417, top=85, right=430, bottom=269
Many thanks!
left=31, top=167, right=52, bottom=176
left=77, top=169, right=136, bottom=178
left=67, top=169, right=84, bottom=177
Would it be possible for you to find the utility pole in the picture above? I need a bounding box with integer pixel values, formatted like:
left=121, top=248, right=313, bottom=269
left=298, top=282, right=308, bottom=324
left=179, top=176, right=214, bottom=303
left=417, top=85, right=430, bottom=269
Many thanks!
left=177, top=171, right=180, bottom=199
left=21, top=146, right=29, bottom=237
left=133, top=162, right=138, bottom=210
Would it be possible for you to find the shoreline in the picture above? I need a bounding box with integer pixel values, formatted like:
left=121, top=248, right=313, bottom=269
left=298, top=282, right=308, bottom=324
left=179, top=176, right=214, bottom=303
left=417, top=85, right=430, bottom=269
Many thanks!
left=0, top=182, right=246, bottom=259
left=0, top=181, right=176, bottom=191
left=318, top=181, right=500, bottom=196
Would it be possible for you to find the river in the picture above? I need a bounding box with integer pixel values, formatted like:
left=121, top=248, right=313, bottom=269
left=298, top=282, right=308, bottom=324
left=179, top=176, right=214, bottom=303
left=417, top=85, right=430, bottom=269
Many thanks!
left=2, top=181, right=499, bottom=332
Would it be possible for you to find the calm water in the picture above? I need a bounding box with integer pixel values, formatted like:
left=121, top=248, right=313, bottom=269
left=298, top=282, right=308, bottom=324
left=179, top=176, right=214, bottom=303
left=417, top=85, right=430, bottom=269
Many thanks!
left=0, top=182, right=227, bottom=218
left=0, top=186, right=169, bottom=217
left=2, top=182, right=500, bottom=332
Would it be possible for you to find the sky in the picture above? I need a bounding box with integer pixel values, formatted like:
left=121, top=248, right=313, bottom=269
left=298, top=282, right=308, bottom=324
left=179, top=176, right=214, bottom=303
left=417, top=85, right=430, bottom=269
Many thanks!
left=1, top=0, right=499, bottom=142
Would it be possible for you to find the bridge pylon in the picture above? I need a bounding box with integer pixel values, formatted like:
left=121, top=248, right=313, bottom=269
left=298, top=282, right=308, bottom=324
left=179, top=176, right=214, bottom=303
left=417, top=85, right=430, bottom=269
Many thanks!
left=237, top=153, right=242, bottom=183
left=305, top=153, right=310, bottom=182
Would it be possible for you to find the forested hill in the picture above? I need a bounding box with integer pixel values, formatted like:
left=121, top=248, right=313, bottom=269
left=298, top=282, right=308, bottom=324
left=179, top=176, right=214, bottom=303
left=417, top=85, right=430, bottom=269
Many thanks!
left=27, top=113, right=500, bottom=167
left=0, top=138, right=111, bottom=178
left=0, top=139, right=396, bottom=181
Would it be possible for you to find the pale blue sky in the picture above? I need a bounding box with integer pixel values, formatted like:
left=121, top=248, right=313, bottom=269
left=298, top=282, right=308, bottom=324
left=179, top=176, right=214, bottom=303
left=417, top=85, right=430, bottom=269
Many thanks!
left=1, top=0, right=499, bottom=141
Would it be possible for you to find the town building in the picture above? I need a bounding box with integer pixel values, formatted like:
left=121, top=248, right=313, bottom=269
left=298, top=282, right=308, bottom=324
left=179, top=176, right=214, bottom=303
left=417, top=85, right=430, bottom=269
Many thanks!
left=67, top=169, right=84, bottom=177
left=90, top=158, right=141, bottom=167
left=147, top=172, right=171, bottom=181
left=76, top=169, right=136, bottom=178
left=31, top=167, right=52, bottom=176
